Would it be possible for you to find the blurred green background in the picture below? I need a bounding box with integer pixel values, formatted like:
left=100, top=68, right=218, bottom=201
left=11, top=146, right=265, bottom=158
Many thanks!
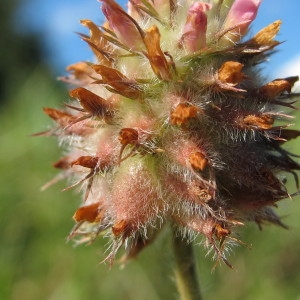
left=1, top=1, right=300, bottom=300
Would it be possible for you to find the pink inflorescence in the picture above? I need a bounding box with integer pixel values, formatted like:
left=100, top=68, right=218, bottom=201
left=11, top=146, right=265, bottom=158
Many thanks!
left=41, top=0, right=300, bottom=266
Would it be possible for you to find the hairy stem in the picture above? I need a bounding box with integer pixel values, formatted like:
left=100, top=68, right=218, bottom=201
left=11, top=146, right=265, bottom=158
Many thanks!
left=172, top=228, right=202, bottom=300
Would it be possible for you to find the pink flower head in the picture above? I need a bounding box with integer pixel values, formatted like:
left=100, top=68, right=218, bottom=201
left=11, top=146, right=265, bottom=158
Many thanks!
left=101, top=0, right=144, bottom=50
left=42, top=0, right=300, bottom=270
left=223, top=0, right=262, bottom=41
left=181, top=2, right=212, bottom=52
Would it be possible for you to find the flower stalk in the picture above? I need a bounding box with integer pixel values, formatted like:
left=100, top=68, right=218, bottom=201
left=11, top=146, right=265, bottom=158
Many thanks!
left=172, top=227, right=202, bottom=300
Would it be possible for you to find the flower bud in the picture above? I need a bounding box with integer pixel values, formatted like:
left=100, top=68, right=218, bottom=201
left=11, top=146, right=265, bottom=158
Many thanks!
left=101, top=0, right=144, bottom=50
left=181, top=2, right=211, bottom=52
left=223, top=0, right=262, bottom=42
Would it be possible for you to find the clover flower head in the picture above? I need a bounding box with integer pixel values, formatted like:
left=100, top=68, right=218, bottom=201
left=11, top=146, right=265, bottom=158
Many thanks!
left=41, top=0, right=300, bottom=266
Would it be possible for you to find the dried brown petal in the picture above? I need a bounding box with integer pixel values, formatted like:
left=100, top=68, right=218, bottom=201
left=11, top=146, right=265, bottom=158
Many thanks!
left=80, top=20, right=114, bottom=64
left=71, top=156, right=100, bottom=169
left=217, top=61, right=245, bottom=86
left=92, top=65, right=142, bottom=99
left=118, top=128, right=139, bottom=145
left=240, top=114, right=274, bottom=130
left=259, top=77, right=298, bottom=99
left=250, top=20, right=281, bottom=47
left=189, top=151, right=208, bottom=171
left=66, top=62, right=95, bottom=81
left=69, top=87, right=113, bottom=118
left=213, top=223, right=231, bottom=240
left=112, top=219, right=134, bottom=237
left=143, top=25, right=172, bottom=81
left=53, top=156, right=72, bottom=170
left=170, top=103, right=200, bottom=126
left=43, top=107, right=77, bottom=127
left=41, top=107, right=96, bottom=136
left=73, top=201, right=103, bottom=222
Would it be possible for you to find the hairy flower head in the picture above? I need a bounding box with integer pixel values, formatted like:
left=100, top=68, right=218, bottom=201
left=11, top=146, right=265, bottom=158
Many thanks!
left=41, top=0, right=300, bottom=266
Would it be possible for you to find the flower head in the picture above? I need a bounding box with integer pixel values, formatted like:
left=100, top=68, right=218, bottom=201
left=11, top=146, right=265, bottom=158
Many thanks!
left=42, top=0, right=300, bottom=266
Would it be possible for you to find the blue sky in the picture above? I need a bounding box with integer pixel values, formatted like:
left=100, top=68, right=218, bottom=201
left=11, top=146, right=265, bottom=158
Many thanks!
left=14, top=0, right=300, bottom=80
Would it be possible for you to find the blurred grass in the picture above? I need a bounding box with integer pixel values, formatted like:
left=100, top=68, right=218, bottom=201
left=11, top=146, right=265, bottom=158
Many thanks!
left=1, top=66, right=300, bottom=300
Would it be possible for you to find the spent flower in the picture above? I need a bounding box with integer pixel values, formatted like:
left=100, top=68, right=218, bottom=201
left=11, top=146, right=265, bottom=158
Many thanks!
left=41, top=0, right=300, bottom=267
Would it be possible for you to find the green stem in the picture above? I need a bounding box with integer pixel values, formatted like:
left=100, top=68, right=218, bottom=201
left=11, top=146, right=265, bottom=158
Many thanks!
left=172, top=228, right=202, bottom=300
